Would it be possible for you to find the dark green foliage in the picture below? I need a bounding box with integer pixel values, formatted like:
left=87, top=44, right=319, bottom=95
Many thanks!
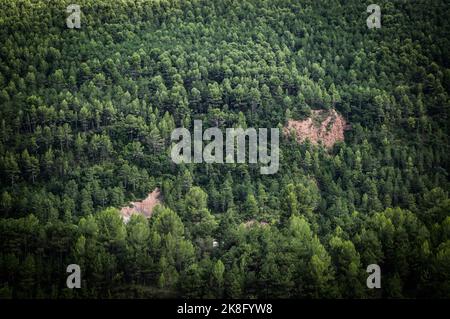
left=0, top=0, right=449, bottom=298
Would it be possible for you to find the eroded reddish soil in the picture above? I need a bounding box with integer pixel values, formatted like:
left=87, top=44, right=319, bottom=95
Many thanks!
left=284, top=109, right=348, bottom=148
left=120, top=188, right=161, bottom=222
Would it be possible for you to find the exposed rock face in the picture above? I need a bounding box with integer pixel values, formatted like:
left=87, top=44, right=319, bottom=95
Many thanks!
left=284, top=109, right=348, bottom=148
left=120, top=188, right=161, bottom=223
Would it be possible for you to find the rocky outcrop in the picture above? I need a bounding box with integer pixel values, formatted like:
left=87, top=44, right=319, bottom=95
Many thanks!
left=284, top=109, right=348, bottom=148
left=120, top=188, right=161, bottom=223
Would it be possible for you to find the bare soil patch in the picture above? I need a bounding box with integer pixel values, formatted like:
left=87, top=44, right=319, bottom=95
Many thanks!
left=120, top=188, right=161, bottom=222
left=284, top=109, right=349, bottom=148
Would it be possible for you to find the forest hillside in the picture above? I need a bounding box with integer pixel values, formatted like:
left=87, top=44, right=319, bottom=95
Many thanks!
left=0, top=0, right=449, bottom=298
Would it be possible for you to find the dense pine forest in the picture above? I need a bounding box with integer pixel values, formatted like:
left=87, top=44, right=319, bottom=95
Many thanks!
left=0, top=0, right=449, bottom=298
